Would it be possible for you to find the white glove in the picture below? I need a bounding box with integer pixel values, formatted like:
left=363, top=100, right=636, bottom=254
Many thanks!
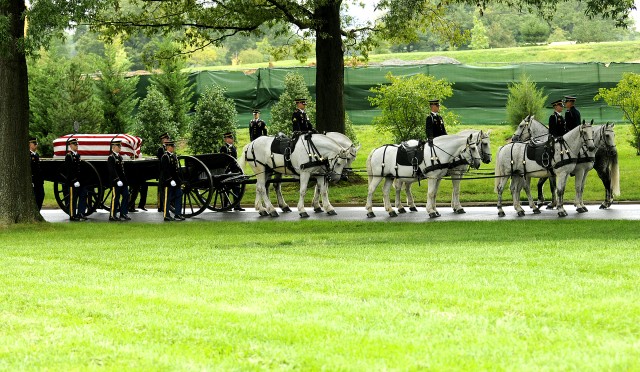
left=32, top=183, right=34, bottom=187
left=74, top=181, right=80, bottom=188
left=117, top=180, right=123, bottom=187
left=170, top=180, right=177, bottom=187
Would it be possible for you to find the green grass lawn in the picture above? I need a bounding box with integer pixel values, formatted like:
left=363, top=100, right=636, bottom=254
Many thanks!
left=1, top=221, right=639, bottom=369
left=188, top=40, right=640, bottom=72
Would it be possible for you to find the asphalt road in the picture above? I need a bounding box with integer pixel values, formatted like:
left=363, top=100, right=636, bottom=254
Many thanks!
left=41, top=204, right=640, bottom=223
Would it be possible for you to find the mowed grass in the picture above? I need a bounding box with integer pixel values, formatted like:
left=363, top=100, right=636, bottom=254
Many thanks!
left=1, top=221, right=639, bottom=369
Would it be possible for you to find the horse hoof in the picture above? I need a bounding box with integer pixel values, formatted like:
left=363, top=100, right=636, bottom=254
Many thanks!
left=429, top=212, right=438, bottom=219
left=314, top=207, right=323, bottom=213
left=599, top=204, right=607, bottom=210
left=269, top=211, right=279, bottom=217
left=546, top=205, right=555, bottom=210
left=327, top=210, right=337, bottom=216
left=435, top=211, right=441, bottom=217
left=409, top=207, right=418, bottom=212
left=454, top=208, right=466, bottom=214
left=300, top=212, right=310, bottom=218
left=532, top=208, right=541, bottom=214
left=397, top=208, right=406, bottom=214
left=498, top=211, right=506, bottom=217
left=281, top=206, right=292, bottom=213
left=517, top=211, right=525, bottom=217
left=582, top=206, right=588, bottom=212
left=258, top=211, right=269, bottom=217
left=366, top=212, right=376, bottom=218
left=558, top=211, right=567, bottom=217
left=389, top=211, right=398, bottom=217
left=576, top=207, right=586, bottom=213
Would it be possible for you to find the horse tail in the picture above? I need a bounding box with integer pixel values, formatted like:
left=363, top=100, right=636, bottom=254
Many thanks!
left=237, top=143, right=251, bottom=171
left=610, top=151, right=620, bottom=196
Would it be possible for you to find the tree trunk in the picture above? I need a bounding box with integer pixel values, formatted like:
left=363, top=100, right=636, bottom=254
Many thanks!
left=314, top=0, right=345, bottom=133
left=0, top=0, right=44, bottom=225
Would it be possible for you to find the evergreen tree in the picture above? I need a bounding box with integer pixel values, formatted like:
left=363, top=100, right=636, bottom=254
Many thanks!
left=95, top=41, right=139, bottom=134
left=135, top=86, right=178, bottom=156
left=505, top=75, right=548, bottom=129
left=470, top=14, right=490, bottom=50
left=269, top=72, right=316, bottom=136
left=190, top=85, right=238, bottom=154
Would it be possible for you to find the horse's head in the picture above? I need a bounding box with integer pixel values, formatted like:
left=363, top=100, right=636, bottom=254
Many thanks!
left=326, top=147, right=351, bottom=182
left=478, top=130, right=492, bottom=164
left=324, top=132, right=359, bottom=176
left=580, top=119, right=596, bottom=152
left=512, top=116, right=531, bottom=142
left=601, top=122, right=617, bottom=152
left=463, top=134, right=482, bottom=169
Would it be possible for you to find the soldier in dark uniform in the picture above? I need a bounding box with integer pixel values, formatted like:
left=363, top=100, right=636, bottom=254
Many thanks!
left=249, top=109, right=268, bottom=141
left=425, top=99, right=447, bottom=146
left=564, top=96, right=581, bottom=133
left=548, top=99, right=567, bottom=138
left=219, top=132, right=245, bottom=211
left=29, top=137, right=45, bottom=210
left=160, top=141, right=184, bottom=221
left=64, top=138, right=88, bottom=221
left=107, top=140, right=131, bottom=221
left=292, top=98, right=314, bottom=133
left=150, top=132, right=171, bottom=212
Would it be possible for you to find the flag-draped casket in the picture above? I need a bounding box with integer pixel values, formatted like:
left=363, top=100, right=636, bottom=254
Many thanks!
left=53, top=134, right=142, bottom=160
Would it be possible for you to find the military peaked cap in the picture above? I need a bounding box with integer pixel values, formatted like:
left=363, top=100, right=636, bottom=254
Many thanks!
left=252, top=109, right=261, bottom=114
left=294, top=98, right=307, bottom=104
left=223, top=132, right=234, bottom=138
left=428, top=99, right=440, bottom=106
left=28, top=137, right=38, bottom=144
left=67, top=138, right=79, bottom=145
left=111, top=139, right=122, bottom=146
left=164, top=140, right=175, bottom=147
left=563, top=96, right=577, bottom=102
left=159, top=132, right=170, bottom=140
left=549, top=99, right=564, bottom=108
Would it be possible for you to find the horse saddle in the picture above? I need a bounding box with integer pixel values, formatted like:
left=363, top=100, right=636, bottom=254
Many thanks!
left=271, top=136, right=293, bottom=156
left=396, top=141, right=424, bottom=167
left=526, top=139, right=554, bottom=168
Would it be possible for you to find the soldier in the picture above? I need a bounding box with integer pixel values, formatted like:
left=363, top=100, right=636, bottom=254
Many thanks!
left=564, top=96, right=581, bottom=133
left=65, top=138, right=88, bottom=221
left=548, top=99, right=566, bottom=138
left=249, top=109, right=268, bottom=141
left=160, top=141, right=185, bottom=221
left=220, top=132, right=238, bottom=159
left=292, top=98, right=314, bottom=133
left=153, top=132, right=171, bottom=212
left=29, top=137, right=45, bottom=211
left=425, top=99, right=447, bottom=146
left=107, top=140, right=131, bottom=221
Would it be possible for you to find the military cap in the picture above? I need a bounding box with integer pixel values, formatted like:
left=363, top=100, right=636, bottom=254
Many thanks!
left=223, top=132, right=234, bottom=138
left=549, top=99, right=563, bottom=108
left=563, top=96, right=577, bottom=102
left=28, top=137, right=38, bottom=144
left=294, top=98, right=307, bottom=104
left=164, top=140, right=175, bottom=147
left=252, top=109, right=261, bottom=114
left=67, top=137, right=79, bottom=145
left=428, top=99, right=440, bottom=106
left=111, top=139, right=122, bottom=146
left=159, top=132, right=170, bottom=140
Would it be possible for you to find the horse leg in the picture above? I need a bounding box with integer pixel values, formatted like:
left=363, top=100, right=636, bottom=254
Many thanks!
left=511, top=176, right=525, bottom=217
left=382, top=177, right=397, bottom=217
left=536, top=177, right=547, bottom=207
left=574, top=169, right=586, bottom=213
left=547, top=176, right=557, bottom=209
left=426, top=178, right=441, bottom=218
left=366, top=176, right=383, bottom=218
left=393, top=179, right=405, bottom=213
left=297, top=172, right=312, bottom=218
left=523, top=176, right=540, bottom=214
left=451, top=173, right=465, bottom=214
left=317, top=177, right=337, bottom=216
left=555, top=172, right=570, bottom=217
left=311, top=183, right=323, bottom=213
left=405, top=181, right=418, bottom=212
left=272, top=175, right=291, bottom=213
left=254, top=174, right=271, bottom=217
left=496, top=174, right=509, bottom=218
left=596, top=167, right=612, bottom=209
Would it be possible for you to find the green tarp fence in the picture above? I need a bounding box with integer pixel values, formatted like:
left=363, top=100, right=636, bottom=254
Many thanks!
left=136, top=63, right=640, bottom=127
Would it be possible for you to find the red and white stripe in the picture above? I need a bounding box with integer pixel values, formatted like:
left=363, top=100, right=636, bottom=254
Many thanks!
left=53, top=134, right=143, bottom=160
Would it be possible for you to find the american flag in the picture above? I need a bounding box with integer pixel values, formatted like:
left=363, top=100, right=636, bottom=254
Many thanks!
left=53, top=134, right=142, bottom=160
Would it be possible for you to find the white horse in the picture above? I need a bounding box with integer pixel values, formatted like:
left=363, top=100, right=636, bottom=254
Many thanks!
left=240, top=134, right=350, bottom=217
left=573, top=123, right=618, bottom=212
left=393, top=130, right=491, bottom=214
left=494, top=121, right=595, bottom=217
left=366, top=134, right=480, bottom=218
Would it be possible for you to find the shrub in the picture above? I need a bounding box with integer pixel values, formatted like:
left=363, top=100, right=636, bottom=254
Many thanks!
left=505, top=75, right=548, bottom=130
left=269, top=72, right=316, bottom=136
left=595, top=73, right=640, bottom=154
left=189, top=85, right=238, bottom=154
left=368, top=72, right=457, bottom=143
left=135, top=86, right=178, bottom=156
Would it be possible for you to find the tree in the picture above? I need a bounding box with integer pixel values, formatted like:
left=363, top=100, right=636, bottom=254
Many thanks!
left=190, top=85, right=238, bottom=154
left=520, top=18, right=551, bottom=44
left=95, top=42, right=140, bottom=133
left=505, top=75, right=548, bottom=129
left=368, top=73, right=457, bottom=143
left=270, top=72, right=317, bottom=136
left=135, top=86, right=178, bottom=156
left=470, top=14, right=489, bottom=50
left=2, top=0, right=635, bottom=225
left=595, top=73, right=640, bottom=154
